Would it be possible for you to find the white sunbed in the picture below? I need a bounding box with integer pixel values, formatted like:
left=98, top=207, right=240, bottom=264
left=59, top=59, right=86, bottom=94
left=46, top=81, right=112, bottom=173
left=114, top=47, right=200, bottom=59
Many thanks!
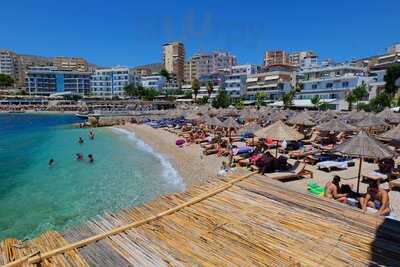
left=316, top=161, right=348, bottom=172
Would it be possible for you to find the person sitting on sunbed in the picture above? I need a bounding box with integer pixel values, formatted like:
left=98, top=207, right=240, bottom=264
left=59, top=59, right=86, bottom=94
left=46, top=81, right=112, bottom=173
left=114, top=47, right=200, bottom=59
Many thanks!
left=360, top=180, right=391, bottom=216
left=324, top=175, right=348, bottom=203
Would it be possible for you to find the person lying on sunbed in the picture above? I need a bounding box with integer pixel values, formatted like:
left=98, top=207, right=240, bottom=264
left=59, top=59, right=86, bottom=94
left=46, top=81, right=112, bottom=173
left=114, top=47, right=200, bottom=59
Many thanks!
left=360, top=180, right=391, bottom=216
left=324, top=175, right=348, bottom=203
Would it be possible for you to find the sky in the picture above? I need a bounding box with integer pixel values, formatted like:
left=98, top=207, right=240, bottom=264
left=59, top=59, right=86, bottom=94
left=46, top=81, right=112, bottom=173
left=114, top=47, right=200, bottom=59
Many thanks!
left=1, top=0, right=399, bottom=67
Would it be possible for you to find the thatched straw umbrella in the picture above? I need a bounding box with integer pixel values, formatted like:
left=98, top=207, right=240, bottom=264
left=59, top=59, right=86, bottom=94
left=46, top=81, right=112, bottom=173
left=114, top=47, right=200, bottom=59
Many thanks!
left=316, top=119, right=355, bottom=133
left=255, top=120, right=304, bottom=156
left=185, top=113, right=202, bottom=122
left=238, top=122, right=262, bottom=135
left=377, top=108, right=400, bottom=124
left=355, top=114, right=389, bottom=131
left=270, top=112, right=287, bottom=122
left=222, top=117, right=240, bottom=129
left=335, top=131, right=394, bottom=192
left=379, top=124, right=400, bottom=141
left=346, top=110, right=367, bottom=122
left=287, top=112, right=315, bottom=127
left=205, top=116, right=223, bottom=128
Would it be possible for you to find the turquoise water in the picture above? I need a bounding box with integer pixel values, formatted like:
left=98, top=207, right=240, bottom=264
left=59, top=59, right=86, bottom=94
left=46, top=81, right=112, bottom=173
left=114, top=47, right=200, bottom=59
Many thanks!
left=0, top=113, right=184, bottom=240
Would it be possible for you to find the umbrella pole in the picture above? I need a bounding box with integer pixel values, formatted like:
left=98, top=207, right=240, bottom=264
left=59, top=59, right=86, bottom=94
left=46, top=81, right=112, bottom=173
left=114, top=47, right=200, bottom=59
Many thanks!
left=357, top=157, right=363, bottom=193
left=275, top=140, right=278, bottom=157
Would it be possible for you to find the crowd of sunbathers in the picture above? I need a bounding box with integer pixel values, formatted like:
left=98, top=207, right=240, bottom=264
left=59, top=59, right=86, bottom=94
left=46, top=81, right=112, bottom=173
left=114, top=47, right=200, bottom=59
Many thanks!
left=324, top=175, right=391, bottom=216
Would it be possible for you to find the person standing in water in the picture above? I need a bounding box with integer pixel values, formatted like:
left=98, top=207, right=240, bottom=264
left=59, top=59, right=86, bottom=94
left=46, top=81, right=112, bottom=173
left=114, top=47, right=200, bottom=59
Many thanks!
left=78, top=137, right=84, bottom=144
left=76, top=153, right=83, bottom=160
left=89, top=130, right=95, bottom=140
left=88, top=154, right=94, bottom=163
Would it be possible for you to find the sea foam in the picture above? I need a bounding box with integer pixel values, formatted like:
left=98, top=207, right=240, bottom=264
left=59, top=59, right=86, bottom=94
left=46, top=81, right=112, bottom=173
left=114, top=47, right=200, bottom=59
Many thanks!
left=111, top=127, right=186, bottom=191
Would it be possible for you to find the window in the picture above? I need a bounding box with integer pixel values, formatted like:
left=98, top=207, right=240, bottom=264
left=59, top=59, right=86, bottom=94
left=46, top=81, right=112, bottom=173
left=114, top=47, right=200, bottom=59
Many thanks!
left=312, top=84, right=318, bottom=89
left=342, top=81, right=349, bottom=87
left=326, top=83, right=333, bottom=88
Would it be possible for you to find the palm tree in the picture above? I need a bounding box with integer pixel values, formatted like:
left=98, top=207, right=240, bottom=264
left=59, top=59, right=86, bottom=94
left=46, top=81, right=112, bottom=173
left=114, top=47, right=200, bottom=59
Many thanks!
left=192, top=78, right=200, bottom=102
left=352, top=82, right=368, bottom=111
left=345, top=90, right=356, bottom=111
left=206, top=81, right=214, bottom=98
left=159, top=69, right=171, bottom=82
left=311, top=95, right=321, bottom=110
left=282, top=91, right=294, bottom=109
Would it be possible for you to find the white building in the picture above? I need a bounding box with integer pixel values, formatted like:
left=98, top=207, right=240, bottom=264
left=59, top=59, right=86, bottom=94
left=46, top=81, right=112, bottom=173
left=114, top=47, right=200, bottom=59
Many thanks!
left=386, top=43, right=400, bottom=54
left=296, top=63, right=371, bottom=110
left=225, top=64, right=259, bottom=99
left=141, top=74, right=166, bottom=91
left=0, top=49, right=21, bottom=87
left=91, top=67, right=138, bottom=98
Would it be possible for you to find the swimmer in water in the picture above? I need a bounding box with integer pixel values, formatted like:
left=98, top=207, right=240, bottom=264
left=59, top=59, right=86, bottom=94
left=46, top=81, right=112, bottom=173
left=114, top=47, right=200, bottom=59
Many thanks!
left=76, top=153, right=83, bottom=160
left=48, top=158, right=54, bottom=167
left=88, top=154, right=94, bottom=163
left=78, top=137, right=84, bottom=144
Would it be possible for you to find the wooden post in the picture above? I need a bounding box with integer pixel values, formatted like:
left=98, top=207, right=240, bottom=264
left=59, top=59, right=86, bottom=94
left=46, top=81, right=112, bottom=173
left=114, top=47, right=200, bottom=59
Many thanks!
left=357, top=157, right=363, bottom=193
left=275, top=140, right=279, bottom=157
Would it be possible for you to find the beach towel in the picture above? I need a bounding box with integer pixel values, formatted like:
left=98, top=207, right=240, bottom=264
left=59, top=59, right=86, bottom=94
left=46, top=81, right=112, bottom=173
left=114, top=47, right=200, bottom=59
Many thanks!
left=176, top=139, right=185, bottom=146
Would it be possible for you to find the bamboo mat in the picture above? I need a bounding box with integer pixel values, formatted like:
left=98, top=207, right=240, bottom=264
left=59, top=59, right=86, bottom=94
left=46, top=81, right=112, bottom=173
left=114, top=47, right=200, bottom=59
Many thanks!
left=1, top=173, right=400, bottom=266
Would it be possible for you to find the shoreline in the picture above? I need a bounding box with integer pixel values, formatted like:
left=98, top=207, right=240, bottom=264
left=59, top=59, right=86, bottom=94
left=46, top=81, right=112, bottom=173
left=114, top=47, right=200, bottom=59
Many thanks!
left=118, top=123, right=224, bottom=186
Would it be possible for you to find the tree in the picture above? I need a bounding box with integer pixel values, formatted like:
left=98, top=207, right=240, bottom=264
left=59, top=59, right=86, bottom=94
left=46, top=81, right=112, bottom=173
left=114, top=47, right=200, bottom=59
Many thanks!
left=293, top=81, right=303, bottom=93
left=281, top=91, right=294, bottom=109
left=255, top=92, right=266, bottom=108
left=0, top=74, right=14, bottom=88
left=197, top=96, right=209, bottom=105
left=384, top=64, right=400, bottom=97
left=159, top=69, right=171, bottom=82
left=234, top=100, right=244, bottom=110
left=212, top=88, right=231, bottom=108
left=368, top=92, right=391, bottom=113
left=123, top=84, right=137, bottom=97
left=206, top=81, right=214, bottom=98
left=345, top=91, right=356, bottom=111
left=311, top=95, right=321, bottom=110
left=183, top=90, right=192, bottom=99
left=141, top=88, right=159, bottom=101
left=352, top=82, right=368, bottom=111
left=191, top=79, right=200, bottom=102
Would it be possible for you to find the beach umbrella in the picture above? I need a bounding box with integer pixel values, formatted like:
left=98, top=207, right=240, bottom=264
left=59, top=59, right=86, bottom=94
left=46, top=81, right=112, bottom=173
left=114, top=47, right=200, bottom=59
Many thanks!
left=255, top=120, right=304, bottom=156
left=225, top=107, right=239, bottom=117
left=379, top=124, right=400, bottom=140
left=316, top=118, right=355, bottom=132
left=346, top=110, right=367, bottom=122
left=287, top=112, right=316, bottom=127
left=355, top=113, right=388, bottom=128
left=377, top=108, right=400, bottom=124
left=240, top=109, right=257, bottom=120
left=221, top=117, right=240, bottom=129
left=335, top=131, right=394, bottom=192
left=238, top=122, right=262, bottom=135
left=270, top=112, right=287, bottom=122
left=205, top=116, right=223, bottom=127
left=185, top=113, right=202, bottom=121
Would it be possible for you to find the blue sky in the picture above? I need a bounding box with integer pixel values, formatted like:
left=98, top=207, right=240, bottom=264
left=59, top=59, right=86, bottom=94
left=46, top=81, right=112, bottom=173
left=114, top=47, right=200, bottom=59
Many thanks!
left=1, top=0, right=399, bottom=67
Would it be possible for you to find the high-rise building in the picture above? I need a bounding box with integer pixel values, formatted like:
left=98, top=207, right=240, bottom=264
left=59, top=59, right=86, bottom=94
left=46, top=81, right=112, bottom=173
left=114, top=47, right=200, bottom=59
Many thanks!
left=263, top=50, right=290, bottom=66
left=25, top=67, right=91, bottom=96
left=162, top=42, right=185, bottom=85
left=53, top=57, right=88, bottom=72
left=288, top=51, right=317, bottom=66
left=184, top=51, right=236, bottom=82
left=0, top=49, right=22, bottom=87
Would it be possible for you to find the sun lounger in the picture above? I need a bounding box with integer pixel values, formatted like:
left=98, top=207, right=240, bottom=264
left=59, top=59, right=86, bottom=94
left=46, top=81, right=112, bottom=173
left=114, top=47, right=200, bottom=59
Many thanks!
left=264, top=161, right=313, bottom=181
left=362, top=171, right=387, bottom=183
left=303, top=133, right=318, bottom=145
left=316, top=161, right=348, bottom=172
left=289, top=149, right=318, bottom=159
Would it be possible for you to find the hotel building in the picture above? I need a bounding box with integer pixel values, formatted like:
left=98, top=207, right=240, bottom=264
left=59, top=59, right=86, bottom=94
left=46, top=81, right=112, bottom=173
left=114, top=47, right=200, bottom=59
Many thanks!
left=288, top=51, right=317, bottom=67
left=295, top=63, right=371, bottom=110
left=91, top=67, right=138, bottom=98
left=263, top=50, right=290, bottom=67
left=53, top=57, right=88, bottom=72
left=141, top=74, right=166, bottom=91
left=162, top=42, right=185, bottom=85
left=25, top=67, right=91, bottom=96
left=0, top=49, right=22, bottom=87
left=184, top=51, right=236, bottom=82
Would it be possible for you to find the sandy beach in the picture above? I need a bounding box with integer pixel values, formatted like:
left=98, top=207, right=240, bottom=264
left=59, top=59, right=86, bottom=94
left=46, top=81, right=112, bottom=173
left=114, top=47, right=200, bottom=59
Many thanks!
left=119, top=123, right=224, bottom=186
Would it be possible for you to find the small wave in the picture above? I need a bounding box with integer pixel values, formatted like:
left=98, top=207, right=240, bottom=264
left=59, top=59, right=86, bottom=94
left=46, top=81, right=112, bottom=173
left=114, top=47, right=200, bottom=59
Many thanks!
left=111, top=127, right=186, bottom=191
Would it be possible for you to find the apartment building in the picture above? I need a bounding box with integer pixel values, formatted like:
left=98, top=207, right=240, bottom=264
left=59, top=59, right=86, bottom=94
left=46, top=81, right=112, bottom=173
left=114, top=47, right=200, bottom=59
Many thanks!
left=263, top=50, right=290, bottom=66
left=162, top=42, right=185, bottom=84
left=245, top=70, right=293, bottom=102
left=25, top=67, right=91, bottom=96
left=91, top=67, right=138, bottom=98
left=295, top=63, right=371, bottom=110
left=0, top=49, right=22, bottom=87
left=386, top=43, right=400, bottom=54
left=184, top=51, right=236, bottom=82
left=225, top=64, right=259, bottom=99
left=288, top=51, right=317, bottom=67
left=53, top=57, right=88, bottom=72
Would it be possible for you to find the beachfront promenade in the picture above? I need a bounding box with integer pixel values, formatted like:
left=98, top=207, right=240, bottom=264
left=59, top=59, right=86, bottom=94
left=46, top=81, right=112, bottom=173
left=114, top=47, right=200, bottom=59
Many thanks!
left=1, top=170, right=399, bottom=266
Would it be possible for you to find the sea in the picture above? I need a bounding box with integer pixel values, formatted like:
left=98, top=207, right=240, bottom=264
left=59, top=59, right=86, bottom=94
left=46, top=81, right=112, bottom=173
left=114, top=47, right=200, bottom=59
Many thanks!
left=0, top=113, right=185, bottom=240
